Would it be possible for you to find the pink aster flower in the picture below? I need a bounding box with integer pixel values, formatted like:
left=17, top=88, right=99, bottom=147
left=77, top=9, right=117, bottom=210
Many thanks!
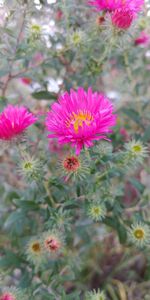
left=0, top=104, right=37, bottom=140
left=46, top=88, right=116, bottom=155
left=135, top=31, right=150, bottom=46
left=0, top=293, right=15, bottom=300
left=88, top=0, right=144, bottom=13
left=111, top=8, right=134, bottom=29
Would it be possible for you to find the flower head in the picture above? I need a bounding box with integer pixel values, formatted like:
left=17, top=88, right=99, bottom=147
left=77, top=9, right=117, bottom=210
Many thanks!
left=18, top=153, right=43, bottom=182
left=111, top=8, right=134, bottom=29
left=42, top=230, right=64, bottom=256
left=69, top=30, right=84, bottom=47
left=124, top=140, right=148, bottom=163
left=30, top=23, right=41, bottom=39
left=61, top=154, right=89, bottom=180
left=46, top=88, right=116, bottom=155
left=26, top=238, right=45, bottom=266
left=87, top=202, right=106, bottom=222
left=85, top=289, right=106, bottom=300
left=63, top=155, right=80, bottom=172
left=88, top=0, right=144, bottom=13
left=128, top=222, right=150, bottom=248
left=0, top=105, right=37, bottom=141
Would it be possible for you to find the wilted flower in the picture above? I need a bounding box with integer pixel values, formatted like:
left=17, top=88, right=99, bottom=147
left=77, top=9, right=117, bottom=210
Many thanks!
left=26, top=238, right=45, bottom=266
left=18, top=153, right=42, bottom=181
left=0, top=105, right=37, bottom=141
left=135, top=31, right=150, bottom=46
left=46, top=87, right=116, bottom=155
left=88, top=0, right=144, bottom=13
left=85, top=288, right=106, bottom=300
left=128, top=222, right=150, bottom=248
left=87, top=202, right=106, bottom=221
left=42, top=230, right=64, bottom=256
left=61, top=154, right=89, bottom=180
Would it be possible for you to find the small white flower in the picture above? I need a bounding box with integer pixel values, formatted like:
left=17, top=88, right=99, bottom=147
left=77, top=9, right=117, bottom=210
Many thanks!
left=128, top=222, right=150, bottom=248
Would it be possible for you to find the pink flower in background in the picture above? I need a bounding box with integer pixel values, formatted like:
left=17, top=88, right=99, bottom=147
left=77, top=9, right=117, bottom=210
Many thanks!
left=55, top=9, right=63, bottom=21
left=111, top=8, right=134, bottom=29
left=46, top=87, right=116, bottom=155
left=119, top=127, right=129, bottom=141
left=135, top=31, right=150, bottom=46
left=20, top=77, right=32, bottom=85
left=88, top=0, right=144, bottom=13
left=0, top=105, right=37, bottom=140
left=0, top=293, right=15, bottom=300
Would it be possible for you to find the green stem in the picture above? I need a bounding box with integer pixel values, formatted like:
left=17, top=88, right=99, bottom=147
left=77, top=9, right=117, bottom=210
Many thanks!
left=44, top=180, right=56, bottom=208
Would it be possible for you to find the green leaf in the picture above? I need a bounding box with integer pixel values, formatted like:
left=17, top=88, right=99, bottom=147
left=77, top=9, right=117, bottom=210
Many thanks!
left=32, top=91, right=57, bottom=100
left=18, top=200, right=39, bottom=211
left=0, top=251, right=22, bottom=268
left=142, top=125, right=150, bottom=142
left=4, top=210, right=26, bottom=234
left=104, top=216, right=127, bottom=244
left=129, top=178, right=145, bottom=193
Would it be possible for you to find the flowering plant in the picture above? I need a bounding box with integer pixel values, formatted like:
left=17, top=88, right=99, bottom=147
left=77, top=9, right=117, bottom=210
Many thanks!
left=0, top=0, right=150, bottom=299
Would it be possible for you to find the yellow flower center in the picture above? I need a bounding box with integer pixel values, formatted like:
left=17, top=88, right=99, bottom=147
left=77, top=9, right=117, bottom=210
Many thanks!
left=134, top=228, right=145, bottom=239
left=67, top=110, right=93, bottom=133
left=132, top=145, right=142, bottom=153
left=92, top=207, right=101, bottom=215
left=72, top=33, right=81, bottom=45
left=24, top=162, right=33, bottom=170
left=32, top=242, right=41, bottom=253
left=31, top=24, right=41, bottom=32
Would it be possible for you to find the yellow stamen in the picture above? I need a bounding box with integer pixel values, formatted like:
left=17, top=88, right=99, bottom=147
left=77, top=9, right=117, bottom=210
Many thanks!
left=134, top=229, right=144, bottom=239
left=66, top=110, right=93, bottom=133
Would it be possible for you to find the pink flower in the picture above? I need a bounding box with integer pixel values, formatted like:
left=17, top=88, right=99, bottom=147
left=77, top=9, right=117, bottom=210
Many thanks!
left=0, top=105, right=37, bottom=140
left=55, top=9, right=63, bottom=21
left=46, top=87, right=116, bottom=155
left=0, top=293, right=15, bottom=300
left=111, top=8, right=134, bottom=29
left=135, top=31, right=150, bottom=46
left=20, top=77, right=32, bottom=85
left=88, top=0, right=144, bottom=13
